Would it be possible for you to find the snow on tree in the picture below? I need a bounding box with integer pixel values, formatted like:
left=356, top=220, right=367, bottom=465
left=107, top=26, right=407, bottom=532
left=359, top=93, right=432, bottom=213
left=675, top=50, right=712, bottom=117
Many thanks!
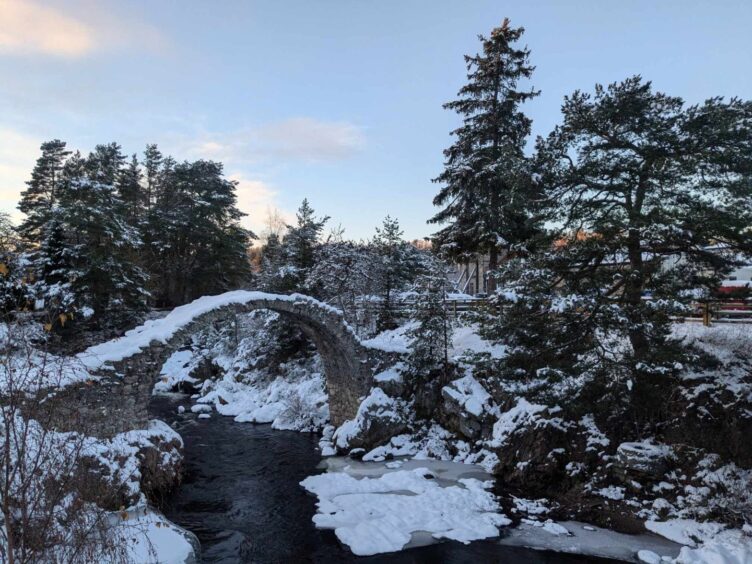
left=17, top=140, right=70, bottom=246
left=259, top=199, right=328, bottom=294
left=371, top=216, right=423, bottom=330
left=481, top=77, right=752, bottom=420
left=429, top=18, right=542, bottom=278
left=42, top=145, right=149, bottom=327
left=305, top=228, right=378, bottom=329
left=406, top=270, right=453, bottom=381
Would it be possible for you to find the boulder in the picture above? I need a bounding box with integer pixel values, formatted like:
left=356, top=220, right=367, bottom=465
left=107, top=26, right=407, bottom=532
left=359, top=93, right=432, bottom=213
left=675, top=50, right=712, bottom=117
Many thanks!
left=333, top=388, right=408, bottom=452
left=614, top=441, right=673, bottom=480
left=439, top=375, right=495, bottom=441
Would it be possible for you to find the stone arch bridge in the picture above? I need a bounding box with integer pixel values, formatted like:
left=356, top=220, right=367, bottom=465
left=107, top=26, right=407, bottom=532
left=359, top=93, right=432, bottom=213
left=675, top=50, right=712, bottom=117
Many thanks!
left=41, top=291, right=398, bottom=438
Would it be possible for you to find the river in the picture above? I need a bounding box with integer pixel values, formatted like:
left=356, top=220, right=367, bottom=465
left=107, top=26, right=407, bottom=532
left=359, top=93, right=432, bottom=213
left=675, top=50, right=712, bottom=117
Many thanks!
left=151, top=395, right=618, bottom=563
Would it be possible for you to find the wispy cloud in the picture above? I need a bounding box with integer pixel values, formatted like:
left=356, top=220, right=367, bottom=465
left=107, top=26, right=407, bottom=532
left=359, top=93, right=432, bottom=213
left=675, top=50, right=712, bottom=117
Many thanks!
left=257, top=118, right=366, bottom=162
left=0, top=0, right=94, bottom=57
left=178, top=118, right=366, bottom=166
left=0, top=0, right=168, bottom=58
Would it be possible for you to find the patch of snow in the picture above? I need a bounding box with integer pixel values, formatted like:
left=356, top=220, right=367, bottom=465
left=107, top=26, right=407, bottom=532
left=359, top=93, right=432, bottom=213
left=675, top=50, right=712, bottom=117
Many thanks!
left=117, top=507, right=196, bottom=564
left=442, top=374, right=494, bottom=417
left=489, top=398, right=547, bottom=448
left=597, top=486, right=626, bottom=501
left=450, top=324, right=506, bottom=360
left=333, top=387, right=404, bottom=449
left=637, top=549, right=662, bottom=563
left=374, top=362, right=405, bottom=383
left=300, top=464, right=509, bottom=556
left=645, top=519, right=725, bottom=548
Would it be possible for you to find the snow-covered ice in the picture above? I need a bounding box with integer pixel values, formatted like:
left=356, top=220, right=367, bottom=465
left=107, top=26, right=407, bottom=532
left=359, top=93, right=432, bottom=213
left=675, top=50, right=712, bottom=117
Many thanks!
left=300, top=462, right=509, bottom=556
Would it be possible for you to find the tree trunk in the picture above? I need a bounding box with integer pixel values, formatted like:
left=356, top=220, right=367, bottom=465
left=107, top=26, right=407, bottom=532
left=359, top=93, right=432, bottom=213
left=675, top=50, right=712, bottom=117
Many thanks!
left=626, top=227, right=648, bottom=361
left=487, top=247, right=498, bottom=293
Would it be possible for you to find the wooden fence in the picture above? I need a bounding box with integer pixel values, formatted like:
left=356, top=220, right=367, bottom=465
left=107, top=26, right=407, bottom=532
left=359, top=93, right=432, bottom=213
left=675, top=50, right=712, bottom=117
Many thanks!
left=361, top=296, right=752, bottom=326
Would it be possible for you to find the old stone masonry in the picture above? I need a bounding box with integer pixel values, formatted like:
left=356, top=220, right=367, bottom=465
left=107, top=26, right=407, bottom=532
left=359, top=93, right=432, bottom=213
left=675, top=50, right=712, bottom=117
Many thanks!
left=37, top=291, right=399, bottom=438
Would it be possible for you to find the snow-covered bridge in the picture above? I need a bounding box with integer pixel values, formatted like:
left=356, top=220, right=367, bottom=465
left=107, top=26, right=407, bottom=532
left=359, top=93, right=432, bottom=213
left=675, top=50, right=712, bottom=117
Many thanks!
left=44, top=291, right=397, bottom=437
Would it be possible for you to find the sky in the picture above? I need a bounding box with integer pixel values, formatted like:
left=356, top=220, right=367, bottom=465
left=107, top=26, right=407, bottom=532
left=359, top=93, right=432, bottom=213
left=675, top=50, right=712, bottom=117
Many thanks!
left=1, top=0, right=751, bottom=241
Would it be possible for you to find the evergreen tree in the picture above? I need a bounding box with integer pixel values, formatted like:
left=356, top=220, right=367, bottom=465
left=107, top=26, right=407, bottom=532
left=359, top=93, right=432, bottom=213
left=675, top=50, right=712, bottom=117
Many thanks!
left=260, top=199, right=328, bottom=294
left=406, top=271, right=453, bottom=380
left=117, top=154, right=145, bottom=223
left=17, top=140, right=70, bottom=245
left=58, top=148, right=149, bottom=326
left=305, top=229, right=375, bottom=325
left=429, top=19, right=541, bottom=280
left=149, top=159, right=253, bottom=305
left=0, top=213, right=31, bottom=314
left=485, top=77, right=752, bottom=421
left=142, top=144, right=163, bottom=213
left=372, top=216, right=422, bottom=330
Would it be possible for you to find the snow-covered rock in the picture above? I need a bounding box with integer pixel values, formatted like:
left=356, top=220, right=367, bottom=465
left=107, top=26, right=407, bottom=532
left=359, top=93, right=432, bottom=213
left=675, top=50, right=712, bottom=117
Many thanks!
left=440, top=374, right=496, bottom=440
left=333, top=387, right=408, bottom=452
left=616, top=441, right=674, bottom=478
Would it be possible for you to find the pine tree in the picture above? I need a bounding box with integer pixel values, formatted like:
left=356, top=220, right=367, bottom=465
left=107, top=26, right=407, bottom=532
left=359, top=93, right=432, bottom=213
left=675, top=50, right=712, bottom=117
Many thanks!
left=17, top=140, right=70, bottom=245
left=429, top=19, right=541, bottom=279
left=142, top=144, right=163, bottom=214
left=117, top=154, right=145, bottom=223
left=406, top=272, right=453, bottom=380
left=305, top=230, right=374, bottom=325
left=148, top=159, right=253, bottom=305
left=486, top=77, right=752, bottom=419
left=261, top=199, right=328, bottom=294
left=60, top=147, right=149, bottom=325
left=372, top=216, right=421, bottom=330
left=0, top=213, right=31, bottom=314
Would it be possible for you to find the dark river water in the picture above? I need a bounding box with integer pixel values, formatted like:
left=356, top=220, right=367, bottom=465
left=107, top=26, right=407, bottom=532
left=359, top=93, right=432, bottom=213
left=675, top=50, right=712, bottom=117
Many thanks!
left=151, top=396, right=615, bottom=564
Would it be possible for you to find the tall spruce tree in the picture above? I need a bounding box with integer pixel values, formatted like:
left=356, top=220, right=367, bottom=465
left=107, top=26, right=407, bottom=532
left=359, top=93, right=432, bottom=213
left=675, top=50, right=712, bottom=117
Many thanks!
left=430, top=19, right=541, bottom=280
left=17, top=140, right=70, bottom=245
left=117, top=154, right=145, bottom=223
left=406, top=271, right=453, bottom=380
left=25, top=145, right=148, bottom=328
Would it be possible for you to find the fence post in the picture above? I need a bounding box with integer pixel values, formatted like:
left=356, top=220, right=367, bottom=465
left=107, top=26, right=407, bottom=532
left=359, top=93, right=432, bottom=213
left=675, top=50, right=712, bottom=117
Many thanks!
left=702, top=302, right=711, bottom=327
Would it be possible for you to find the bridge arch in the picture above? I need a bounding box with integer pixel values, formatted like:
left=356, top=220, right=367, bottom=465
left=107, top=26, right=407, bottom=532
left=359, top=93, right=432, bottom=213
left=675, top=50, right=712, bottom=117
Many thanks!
left=71, top=291, right=392, bottom=436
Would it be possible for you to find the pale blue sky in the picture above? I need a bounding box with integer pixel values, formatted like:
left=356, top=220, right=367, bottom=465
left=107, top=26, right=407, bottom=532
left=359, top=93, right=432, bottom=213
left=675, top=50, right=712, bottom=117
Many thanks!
left=1, top=0, right=750, bottom=240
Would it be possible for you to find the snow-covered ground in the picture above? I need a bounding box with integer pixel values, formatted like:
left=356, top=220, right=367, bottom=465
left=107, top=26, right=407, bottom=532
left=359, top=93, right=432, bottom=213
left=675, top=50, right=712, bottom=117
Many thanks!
left=31, top=310, right=749, bottom=563
left=113, top=507, right=197, bottom=564
left=361, top=320, right=505, bottom=360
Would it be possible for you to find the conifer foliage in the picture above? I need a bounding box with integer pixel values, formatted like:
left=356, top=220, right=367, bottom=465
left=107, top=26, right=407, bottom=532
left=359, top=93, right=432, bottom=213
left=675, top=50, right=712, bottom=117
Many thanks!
left=16, top=140, right=254, bottom=330
left=430, top=19, right=541, bottom=273
left=480, top=76, right=752, bottom=421
left=406, top=271, right=453, bottom=380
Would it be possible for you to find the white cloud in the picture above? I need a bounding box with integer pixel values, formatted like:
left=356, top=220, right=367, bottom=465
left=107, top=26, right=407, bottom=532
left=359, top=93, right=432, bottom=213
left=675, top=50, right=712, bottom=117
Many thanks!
left=228, top=173, right=294, bottom=236
left=0, top=127, right=41, bottom=222
left=178, top=118, right=365, bottom=166
left=0, top=0, right=167, bottom=58
left=0, top=0, right=94, bottom=57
